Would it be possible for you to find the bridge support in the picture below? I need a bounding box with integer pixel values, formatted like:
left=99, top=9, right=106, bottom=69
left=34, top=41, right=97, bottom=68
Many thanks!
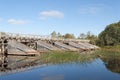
left=29, top=42, right=37, bottom=50
left=0, top=38, right=8, bottom=68
left=22, top=41, right=37, bottom=50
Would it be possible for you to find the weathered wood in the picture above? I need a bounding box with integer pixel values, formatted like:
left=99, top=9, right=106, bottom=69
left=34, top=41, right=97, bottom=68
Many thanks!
left=54, top=42, right=79, bottom=51
left=37, top=40, right=60, bottom=51
left=8, top=40, right=39, bottom=55
left=0, top=38, right=8, bottom=68
left=0, top=32, right=99, bottom=56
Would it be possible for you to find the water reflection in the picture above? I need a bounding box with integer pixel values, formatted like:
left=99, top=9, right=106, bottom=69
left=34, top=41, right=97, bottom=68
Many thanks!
left=41, top=74, right=64, bottom=80
left=1, top=53, right=120, bottom=75
left=0, top=53, right=120, bottom=80
left=1, top=58, right=120, bottom=80
left=0, top=55, right=41, bottom=72
left=101, top=56, right=120, bottom=74
left=0, top=55, right=8, bottom=71
left=0, top=52, right=96, bottom=73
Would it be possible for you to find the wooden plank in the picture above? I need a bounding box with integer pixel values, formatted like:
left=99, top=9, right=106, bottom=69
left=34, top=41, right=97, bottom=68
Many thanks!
left=8, top=40, right=40, bottom=55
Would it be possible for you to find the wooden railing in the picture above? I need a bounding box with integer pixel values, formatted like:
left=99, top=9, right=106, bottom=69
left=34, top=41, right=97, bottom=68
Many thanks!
left=0, top=32, right=90, bottom=42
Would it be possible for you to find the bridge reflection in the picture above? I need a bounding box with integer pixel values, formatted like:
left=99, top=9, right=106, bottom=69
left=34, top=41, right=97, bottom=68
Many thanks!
left=0, top=56, right=8, bottom=71
left=0, top=55, right=42, bottom=72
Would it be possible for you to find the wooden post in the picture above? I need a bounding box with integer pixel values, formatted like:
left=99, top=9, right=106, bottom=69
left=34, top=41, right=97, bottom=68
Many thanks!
left=1, top=39, right=8, bottom=68
left=34, top=42, right=37, bottom=50
left=30, top=42, right=37, bottom=50
left=27, top=41, right=37, bottom=50
left=4, top=39, right=8, bottom=57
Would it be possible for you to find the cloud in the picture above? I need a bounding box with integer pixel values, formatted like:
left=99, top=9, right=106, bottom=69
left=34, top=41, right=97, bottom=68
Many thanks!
left=79, top=6, right=103, bottom=14
left=8, top=19, right=29, bottom=25
left=40, top=10, right=64, bottom=20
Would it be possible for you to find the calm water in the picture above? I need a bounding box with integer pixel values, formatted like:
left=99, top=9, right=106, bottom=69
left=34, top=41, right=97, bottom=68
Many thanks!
left=0, top=55, right=120, bottom=80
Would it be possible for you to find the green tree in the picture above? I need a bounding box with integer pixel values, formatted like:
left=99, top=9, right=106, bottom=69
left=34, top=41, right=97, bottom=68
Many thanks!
left=0, top=32, right=6, bottom=37
left=84, top=31, right=98, bottom=45
left=78, top=33, right=86, bottom=39
left=57, top=32, right=62, bottom=38
left=86, top=31, right=91, bottom=39
left=98, top=21, right=120, bottom=46
left=51, top=31, right=57, bottom=38
left=64, top=33, right=75, bottom=39
left=0, top=32, right=6, bottom=35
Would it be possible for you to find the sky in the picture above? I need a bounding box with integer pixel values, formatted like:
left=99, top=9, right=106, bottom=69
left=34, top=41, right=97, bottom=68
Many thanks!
left=0, top=0, right=120, bottom=37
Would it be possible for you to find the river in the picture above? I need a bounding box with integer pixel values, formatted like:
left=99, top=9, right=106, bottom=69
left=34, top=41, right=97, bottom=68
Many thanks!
left=0, top=52, right=120, bottom=80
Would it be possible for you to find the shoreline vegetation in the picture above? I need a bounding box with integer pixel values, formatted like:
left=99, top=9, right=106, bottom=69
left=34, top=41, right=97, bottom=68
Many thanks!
left=40, top=51, right=97, bottom=64
left=102, top=45, right=120, bottom=52
left=0, top=51, right=98, bottom=75
left=0, top=47, right=120, bottom=74
left=94, top=45, right=120, bottom=60
left=39, top=44, right=120, bottom=61
left=40, top=45, right=120, bottom=64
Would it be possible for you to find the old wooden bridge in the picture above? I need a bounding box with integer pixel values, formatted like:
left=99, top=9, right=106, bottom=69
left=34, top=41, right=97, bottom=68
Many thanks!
left=0, top=32, right=99, bottom=68
left=0, top=32, right=99, bottom=56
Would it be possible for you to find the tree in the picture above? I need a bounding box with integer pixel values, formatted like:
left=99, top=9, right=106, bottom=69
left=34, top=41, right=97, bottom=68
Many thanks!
left=51, top=31, right=57, bottom=38
left=64, top=33, right=75, bottom=39
left=89, top=35, right=98, bottom=45
left=86, top=31, right=95, bottom=40
left=78, top=33, right=86, bottom=39
left=0, top=32, right=6, bottom=37
left=98, top=21, right=120, bottom=46
left=0, top=32, right=6, bottom=35
left=57, top=32, right=62, bottom=38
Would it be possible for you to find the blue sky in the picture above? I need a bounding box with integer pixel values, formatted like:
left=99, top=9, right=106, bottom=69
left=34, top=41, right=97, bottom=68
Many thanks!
left=0, top=0, right=120, bottom=37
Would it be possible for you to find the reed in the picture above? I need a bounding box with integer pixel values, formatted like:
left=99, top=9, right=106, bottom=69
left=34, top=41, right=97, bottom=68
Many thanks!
left=95, top=45, right=120, bottom=58
left=38, top=51, right=97, bottom=64
left=102, top=45, right=120, bottom=52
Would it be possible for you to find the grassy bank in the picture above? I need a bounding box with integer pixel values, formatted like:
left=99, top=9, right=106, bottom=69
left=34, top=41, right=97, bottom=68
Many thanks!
left=102, top=45, right=120, bottom=52
left=37, top=45, right=120, bottom=64
left=39, top=51, right=97, bottom=64
left=96, top=45, right=120, bottom=58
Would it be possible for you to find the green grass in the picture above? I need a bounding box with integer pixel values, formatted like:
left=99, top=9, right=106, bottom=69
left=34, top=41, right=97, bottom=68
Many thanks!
left=95, top=45, right=120, bottom=58
left=38, top=51, right=97, bottom=64
left=102, top=45, right=120, bottom=52
left=36, top=45, right=120, bottom=65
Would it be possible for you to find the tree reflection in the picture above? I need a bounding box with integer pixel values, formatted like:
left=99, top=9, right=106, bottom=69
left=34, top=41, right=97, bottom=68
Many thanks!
left=101, top=56, right=120, bottom=74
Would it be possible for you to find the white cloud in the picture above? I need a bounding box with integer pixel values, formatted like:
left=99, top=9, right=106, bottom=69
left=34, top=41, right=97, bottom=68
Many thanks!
left=79, top=6, right=102, bottom=14
left=40, top=10, right=64, bottom=20
left=8, top=19, right=29, bottom=25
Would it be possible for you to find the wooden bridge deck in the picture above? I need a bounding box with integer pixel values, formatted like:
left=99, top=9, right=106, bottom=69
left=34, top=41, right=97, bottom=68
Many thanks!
left=54, top=42, right=79, bottom=51
left=37, top=40, right=60, bottom=51
left=8, top=40, right=39, bottom=56
left=68, top=42, right=88, bottom=51
left=0, top=32, right=99, bottom=56
left=0, top=32, right=100, bottom=70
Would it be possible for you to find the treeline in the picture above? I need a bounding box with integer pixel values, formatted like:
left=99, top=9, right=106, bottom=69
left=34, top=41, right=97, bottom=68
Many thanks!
left=50, top=31, right=75, bottom=39
left=51, top=21, right=120, bottom=47
left=50, top=31, right=97, bottom=45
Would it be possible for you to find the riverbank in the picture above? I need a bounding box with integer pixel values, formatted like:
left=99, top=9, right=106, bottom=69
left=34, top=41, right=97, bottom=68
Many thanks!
left=1, top=47, right=120, bottom=73
left=0, top=51, right=98, bottom=72
left=102, top=45, right=120, bottom=52
left=39, top=51, right=98, bottom=64
left=95, top=45, right=120, bottom=58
